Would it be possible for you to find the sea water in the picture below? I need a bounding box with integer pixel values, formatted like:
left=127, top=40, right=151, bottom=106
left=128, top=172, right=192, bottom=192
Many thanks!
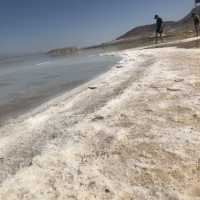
left=0, top=51, right=119, bottom=122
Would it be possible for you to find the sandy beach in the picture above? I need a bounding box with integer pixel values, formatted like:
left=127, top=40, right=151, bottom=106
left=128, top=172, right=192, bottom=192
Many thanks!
left=0, top=38, right=200, bottom=199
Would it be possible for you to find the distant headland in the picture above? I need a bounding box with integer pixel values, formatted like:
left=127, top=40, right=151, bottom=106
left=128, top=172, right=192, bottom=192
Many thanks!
left=47, top=47, right=79, bottom=56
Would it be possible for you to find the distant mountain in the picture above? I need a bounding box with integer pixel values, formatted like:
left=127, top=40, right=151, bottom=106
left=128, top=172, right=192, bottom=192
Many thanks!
left=48, top=6, right=200, bottom=53
left=47, top=47, right=78, bottom=56
left=117, top=6, right=200, bottom=41
left=117, top=21, right=175, bottom=40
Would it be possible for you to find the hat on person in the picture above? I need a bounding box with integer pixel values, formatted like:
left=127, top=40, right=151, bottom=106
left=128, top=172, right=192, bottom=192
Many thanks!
left=154, top=14, right=159, bottom=19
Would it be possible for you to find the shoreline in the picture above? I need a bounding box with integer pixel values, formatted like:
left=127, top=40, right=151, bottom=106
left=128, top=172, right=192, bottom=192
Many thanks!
left=2, top=37, right=200, bottom=126
left=0, top=38, right=200, bottom=199
left=0, top=54, right=120, bottom=126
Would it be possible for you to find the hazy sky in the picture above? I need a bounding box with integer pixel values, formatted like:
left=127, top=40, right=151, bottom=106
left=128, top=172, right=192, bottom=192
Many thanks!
left=0, top=0, right=194, bottom=54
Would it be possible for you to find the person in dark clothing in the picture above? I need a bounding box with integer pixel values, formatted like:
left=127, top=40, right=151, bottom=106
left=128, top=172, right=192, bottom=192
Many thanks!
left=192, top=13, right=200, bottom=36
left=154, top=14, right=164, bottom=44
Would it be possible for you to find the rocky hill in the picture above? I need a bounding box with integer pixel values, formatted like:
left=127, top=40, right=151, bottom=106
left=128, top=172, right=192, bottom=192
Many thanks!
left=117, top=21, right=175, bottom=40
left=117, top=6, right=200, bottom=41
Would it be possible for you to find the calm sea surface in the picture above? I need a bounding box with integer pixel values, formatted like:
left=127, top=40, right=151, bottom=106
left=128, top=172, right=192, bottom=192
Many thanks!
left=0, top=51, right=119, bottom=122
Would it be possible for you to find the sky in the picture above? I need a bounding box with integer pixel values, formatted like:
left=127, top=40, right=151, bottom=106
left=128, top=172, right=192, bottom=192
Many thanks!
left=0, top=0, right=194, bottom=54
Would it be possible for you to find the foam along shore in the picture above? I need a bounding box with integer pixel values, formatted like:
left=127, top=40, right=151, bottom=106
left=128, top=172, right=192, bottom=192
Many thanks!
left=1, top=38, right=200, bottom=199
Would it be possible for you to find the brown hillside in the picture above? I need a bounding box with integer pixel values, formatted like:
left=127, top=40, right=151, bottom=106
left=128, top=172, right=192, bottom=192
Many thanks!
left=117, top=6, right=200, bottom=40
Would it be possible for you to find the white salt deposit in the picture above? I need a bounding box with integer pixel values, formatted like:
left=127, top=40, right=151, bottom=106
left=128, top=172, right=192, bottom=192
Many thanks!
left=0, top=38, right=200, bottom=199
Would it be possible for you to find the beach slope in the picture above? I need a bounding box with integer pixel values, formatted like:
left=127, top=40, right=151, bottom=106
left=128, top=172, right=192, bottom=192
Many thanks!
left=0, top=42, right=200, bottom=199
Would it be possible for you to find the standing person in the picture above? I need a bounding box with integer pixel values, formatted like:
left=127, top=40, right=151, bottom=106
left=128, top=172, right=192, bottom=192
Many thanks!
left=154, top=14, right=164, bottom=44
left=192, top=13, right=200, bottom=36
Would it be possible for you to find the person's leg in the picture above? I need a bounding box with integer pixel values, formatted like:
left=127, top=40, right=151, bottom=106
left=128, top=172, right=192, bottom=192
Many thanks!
left=155, top=32, right=158, bottom=44
left=160, top=33, right=163, bottom=42
left=195, top=25, right=199, bottom=37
